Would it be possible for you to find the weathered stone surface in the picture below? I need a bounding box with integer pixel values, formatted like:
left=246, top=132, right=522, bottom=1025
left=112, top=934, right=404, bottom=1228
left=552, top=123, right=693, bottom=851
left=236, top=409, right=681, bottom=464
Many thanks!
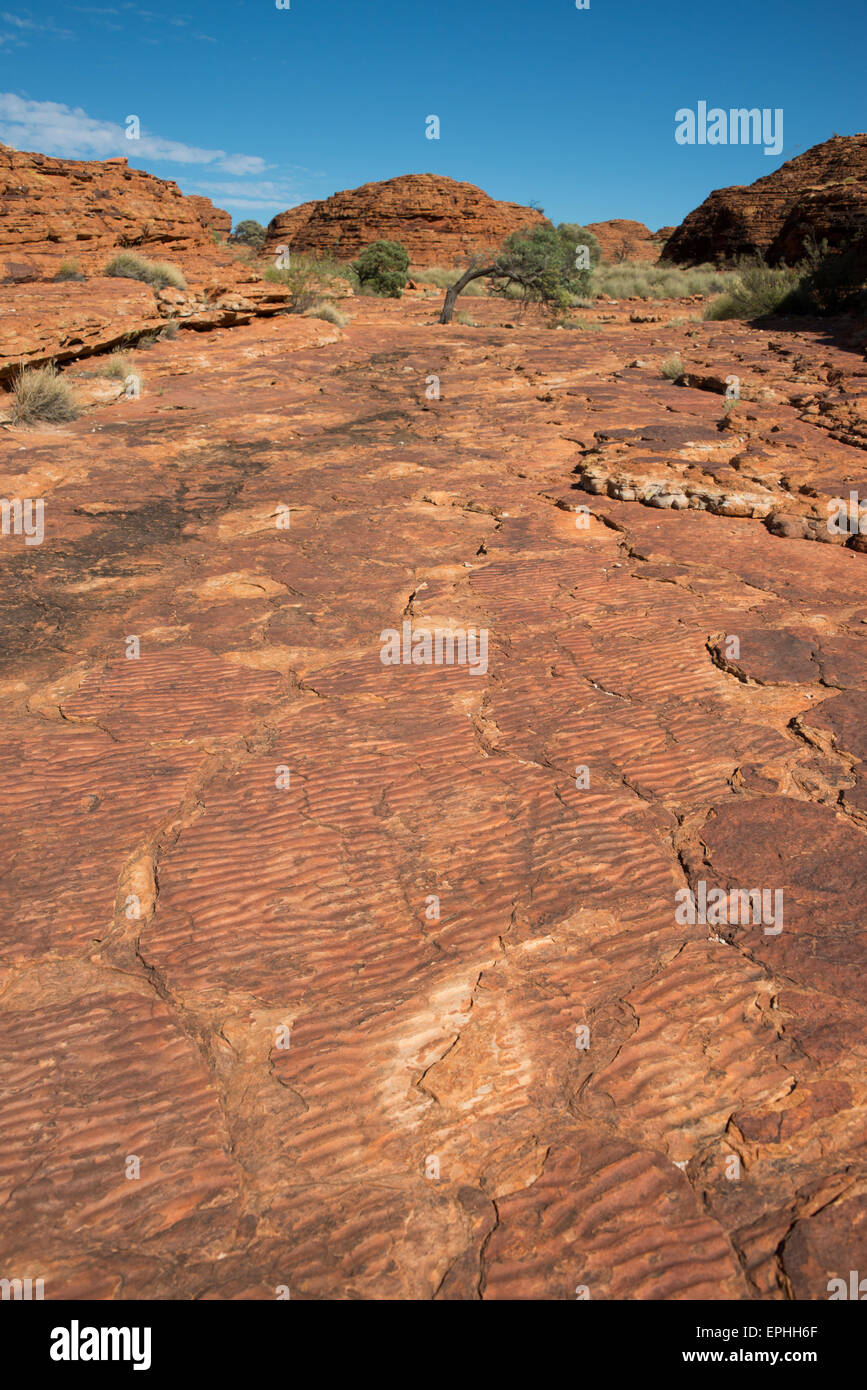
left=0, top=144, right=302, bottom=356
left=0, top=144, right=228, bottom=269
left=0, top=279, right=865, bottom=1301
left=585, top=218, right=663, bottom=263
left=663, top=134, right=867, bottom=265
left=265, top=174, right=548, bottom=264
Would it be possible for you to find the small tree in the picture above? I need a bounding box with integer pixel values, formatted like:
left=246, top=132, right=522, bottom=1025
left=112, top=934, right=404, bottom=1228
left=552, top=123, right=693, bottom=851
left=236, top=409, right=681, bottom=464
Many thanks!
left=229, top=220, right=267, bottom=251
left=352, top=240, right=409, bottom=297
left=439, top=223, right=600, bottom=323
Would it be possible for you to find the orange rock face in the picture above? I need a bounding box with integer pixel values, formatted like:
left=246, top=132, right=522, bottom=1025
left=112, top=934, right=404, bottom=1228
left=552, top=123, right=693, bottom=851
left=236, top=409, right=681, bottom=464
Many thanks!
left=265, top=173, right=548, bottom=264
left=663, top=133, right=867, bottom=264
left=585, top=218, right=663, bottom=263
left=0, top=146, right=300, bottom=371
left=0, top=144, right=229, bottom=276
left=0, top=280, right=865, bottom=1300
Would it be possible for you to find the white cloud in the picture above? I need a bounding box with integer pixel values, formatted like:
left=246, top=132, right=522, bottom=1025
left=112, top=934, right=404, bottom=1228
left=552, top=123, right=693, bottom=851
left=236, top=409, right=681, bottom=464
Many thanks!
left=185, top=175, right=321, bottom=214
left=0, top=94, right=268, bottom=176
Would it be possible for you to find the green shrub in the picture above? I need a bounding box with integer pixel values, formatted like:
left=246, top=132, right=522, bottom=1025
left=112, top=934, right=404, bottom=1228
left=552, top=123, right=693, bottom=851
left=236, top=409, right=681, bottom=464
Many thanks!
left=229, top=220, right=266, bottom=251
left=104, top=252, right=187, bottom=292
left=489, top=224, right=595, bottom=310
left=796, top=234, right=867, bottom=314
left=12, top=363, right=79, bottom=423
left=704, top=259, right=803, bottom=319
left=351, top=240, right=410, bottom=297
left=661, top=354, right=684, bottom=380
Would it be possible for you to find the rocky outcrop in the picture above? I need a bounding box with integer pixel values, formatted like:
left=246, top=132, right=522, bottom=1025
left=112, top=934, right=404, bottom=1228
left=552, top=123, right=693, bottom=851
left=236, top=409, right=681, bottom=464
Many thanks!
left=0, top=145, right=297, bottom=359
left=585, top=218, right=663, bottom=263
left=265, top=174, right=548, bottom=264
left=663, top=134, right=867, bottom=265
left=0, top=144, right=230, bottom=277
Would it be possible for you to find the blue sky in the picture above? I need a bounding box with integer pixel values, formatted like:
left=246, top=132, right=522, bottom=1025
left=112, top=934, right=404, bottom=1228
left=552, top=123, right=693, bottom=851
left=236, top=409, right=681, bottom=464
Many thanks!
left=0, top=0, right=863, bottom=232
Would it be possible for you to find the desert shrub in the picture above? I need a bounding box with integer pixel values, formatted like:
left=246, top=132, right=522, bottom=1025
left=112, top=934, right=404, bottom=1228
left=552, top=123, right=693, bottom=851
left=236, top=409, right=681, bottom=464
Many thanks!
left=263, top=261, right=319, bottom=313
left=160, top=319, right=180, bottom=340
left=264, top=254, right=358, bottom=310
left=704, top=259, right=803, bottom=319
left=661, top=354, right=684, bottom=380
left=55, top=259, right=85, bottom=282
left=229, top=220, right=266, bottom=251
left=12, top=363, right=79, bottom=423
left=556, top=224, right=602, bottom=272
left=351, top=240, right=410, bottom=297
left=488, top=224, right=595, bottom=312
left=796, top=234, right=867, bottom=314
left=306, top=301, right=348, bottom=326
left=454, top=310, right=478, bottom=326
left=104, top=252, right=187, bottom=292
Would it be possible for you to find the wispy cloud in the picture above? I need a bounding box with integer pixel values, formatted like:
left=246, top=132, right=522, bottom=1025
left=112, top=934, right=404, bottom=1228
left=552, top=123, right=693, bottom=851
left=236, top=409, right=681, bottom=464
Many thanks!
left=0, top=94, right=268, bottom=176
left=184, top=176, right=320, bottom=213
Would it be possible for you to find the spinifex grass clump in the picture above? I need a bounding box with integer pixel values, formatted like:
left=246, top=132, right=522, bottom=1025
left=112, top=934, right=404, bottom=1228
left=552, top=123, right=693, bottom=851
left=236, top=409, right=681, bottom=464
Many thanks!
left=54, top=259, right=86, bottom=282
left=594, top=261, right=732, bottom=300
left=305, top=301, right=348, bottom=326
left=12, top=363, right=79, bottom=423
left=661, top=354, right=685, bottom=380
left=104, top=252, right=187, bottom=292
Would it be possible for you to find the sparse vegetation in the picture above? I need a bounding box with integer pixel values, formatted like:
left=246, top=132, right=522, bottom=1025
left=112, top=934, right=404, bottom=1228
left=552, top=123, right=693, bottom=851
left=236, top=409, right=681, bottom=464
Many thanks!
left=160, top=319, right=180, bottom=340
left=104, top=252, right=187, bottom=292
left=228, top=220, right=267, bottom=251
left=703, top=259, right=803, bottom=320
left=440, top=223, right=599, bottom=323
left=306, top=301, right=348, bottom=326
left=661, top=354, right=684, bottom=380
left=594, top=261, right=732, bottom=300
left=264, top=254, right=358, bottom=312
left=454, top=310, right=478, bottom=326
left=54, top=259, right=85, bottom=282
left=93, top=352, right=134, bottom=379
left=11, top=363, right=79, bottom=424
left=352, top=240, right=410, bottom=297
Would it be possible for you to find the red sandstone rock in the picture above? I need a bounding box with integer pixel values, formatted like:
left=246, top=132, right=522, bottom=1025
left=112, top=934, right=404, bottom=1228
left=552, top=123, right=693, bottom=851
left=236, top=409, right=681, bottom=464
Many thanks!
left=585, top=218, right=662, bottom=263
left=265, top=174, right=548, bottom=264
left=663, top=134, right=867, bottom=264
left=0, top=144, right=230, bottom=274
left=0, top=284, right=865, bottom=1302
